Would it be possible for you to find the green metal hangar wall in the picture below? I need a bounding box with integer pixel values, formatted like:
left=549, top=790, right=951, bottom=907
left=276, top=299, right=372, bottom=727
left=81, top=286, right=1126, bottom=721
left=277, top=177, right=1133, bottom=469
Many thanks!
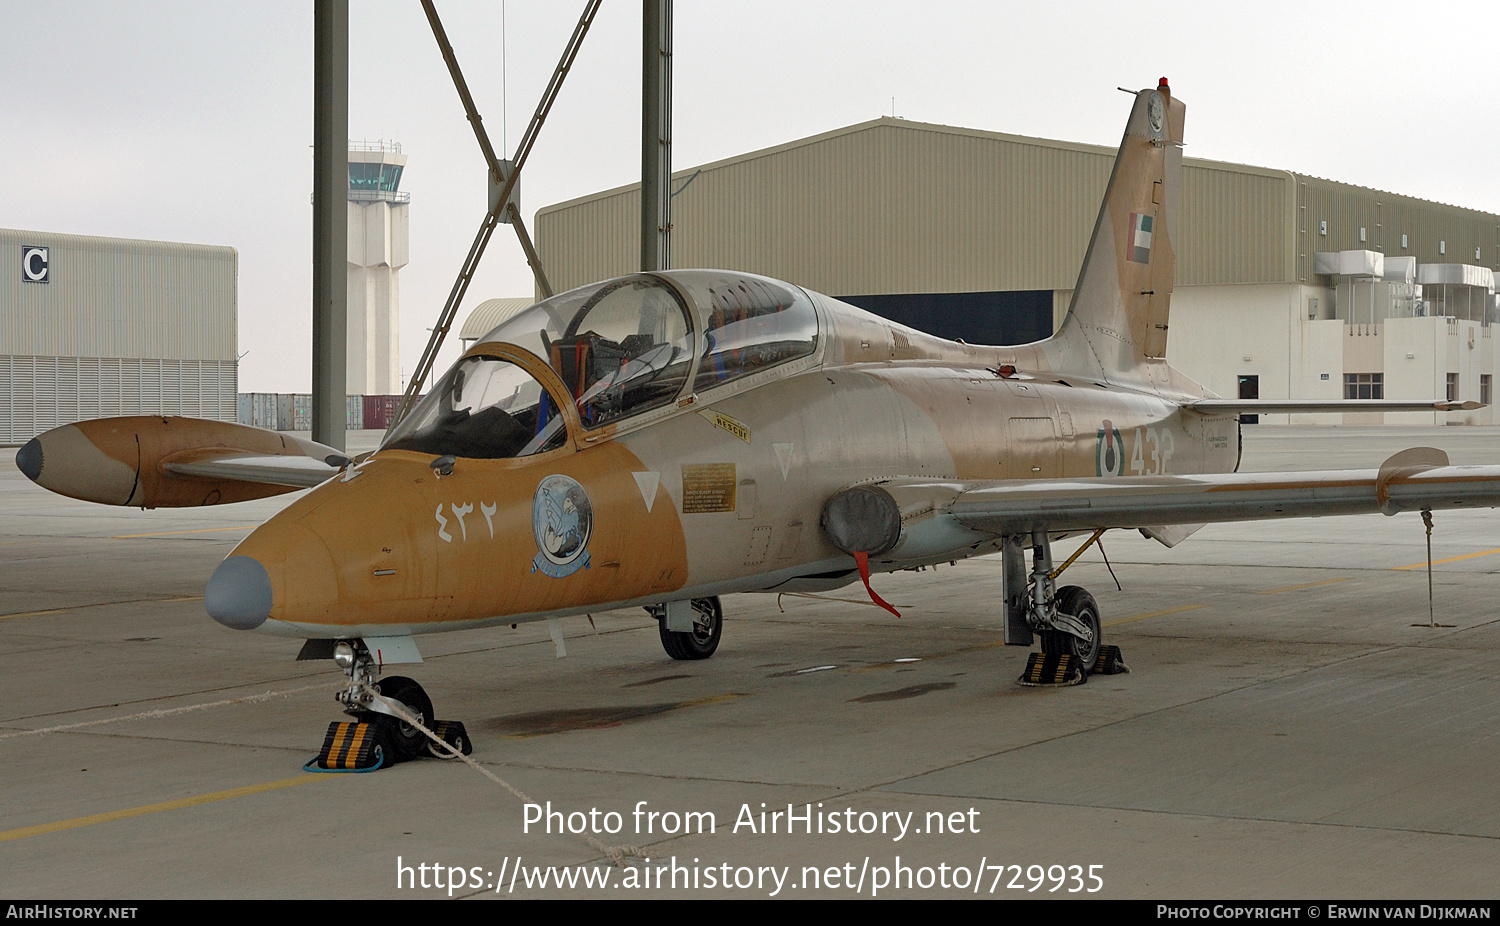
left=534, top=117, right=1500, bottom=425
left=0, top=229, right=238, bottom=444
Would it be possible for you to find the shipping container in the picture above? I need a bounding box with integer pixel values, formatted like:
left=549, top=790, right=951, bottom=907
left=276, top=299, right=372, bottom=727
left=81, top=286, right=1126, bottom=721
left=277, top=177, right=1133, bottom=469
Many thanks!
left=274, top=394, right=294, bottom=432
left=293, top=394, right=312, bottom=432
left=362, top=394, right=404, bottom=431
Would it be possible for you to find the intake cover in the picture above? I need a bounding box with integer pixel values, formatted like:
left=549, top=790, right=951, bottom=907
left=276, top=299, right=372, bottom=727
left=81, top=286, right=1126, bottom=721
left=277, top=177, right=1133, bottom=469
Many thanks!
left=821, top=485, right=901, bottom=556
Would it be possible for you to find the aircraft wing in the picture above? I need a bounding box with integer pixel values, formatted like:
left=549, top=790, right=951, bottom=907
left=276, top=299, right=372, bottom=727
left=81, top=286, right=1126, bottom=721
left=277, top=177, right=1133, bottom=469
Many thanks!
left=880, top=448, right=1500, bottom=541
left=947, top=449, right=1500, bottom=535
left=1182, top=399, right=1481, bottom=414
left=162, top=450, right=343, bottom=489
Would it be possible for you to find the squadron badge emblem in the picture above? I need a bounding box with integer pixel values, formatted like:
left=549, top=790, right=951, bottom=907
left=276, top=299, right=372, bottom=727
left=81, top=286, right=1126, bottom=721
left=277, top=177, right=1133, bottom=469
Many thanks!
left=531, top=475, right=593, bottom=578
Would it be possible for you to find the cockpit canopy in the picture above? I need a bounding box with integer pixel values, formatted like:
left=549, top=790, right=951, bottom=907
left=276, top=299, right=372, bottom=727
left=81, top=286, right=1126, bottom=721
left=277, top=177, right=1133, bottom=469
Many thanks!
left=383, top=271, right=819, bottom=459
left=383, top=355, right=566, bottom=459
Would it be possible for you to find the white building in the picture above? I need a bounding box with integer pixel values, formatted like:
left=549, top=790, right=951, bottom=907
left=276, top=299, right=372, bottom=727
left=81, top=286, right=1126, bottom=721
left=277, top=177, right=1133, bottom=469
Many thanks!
left=1, top=228, right=238, bottom=443
left=1067, top=253, right=1497, bottom=426
left=346, top=141, right=409, bottom=396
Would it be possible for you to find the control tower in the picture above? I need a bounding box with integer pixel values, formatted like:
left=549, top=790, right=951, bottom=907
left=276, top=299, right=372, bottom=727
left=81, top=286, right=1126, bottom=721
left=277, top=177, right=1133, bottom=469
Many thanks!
left=346, top=141, right=410, bottom=395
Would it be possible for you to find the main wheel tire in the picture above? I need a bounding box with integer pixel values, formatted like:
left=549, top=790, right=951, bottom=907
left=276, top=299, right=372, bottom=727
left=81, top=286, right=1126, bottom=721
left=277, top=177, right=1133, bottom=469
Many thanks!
left=1041, top=586, right=1102, bottom=675
left=659, top=597, right=722, bottom=660
left=375, top=676, right=435, bottom=761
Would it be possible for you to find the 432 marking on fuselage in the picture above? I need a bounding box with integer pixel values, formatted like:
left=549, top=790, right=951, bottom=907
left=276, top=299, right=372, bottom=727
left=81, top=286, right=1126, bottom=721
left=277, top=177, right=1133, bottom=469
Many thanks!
left=1097, top=422, right=1174, bottom=477
left=1130, top=427, right=1174, bottom=476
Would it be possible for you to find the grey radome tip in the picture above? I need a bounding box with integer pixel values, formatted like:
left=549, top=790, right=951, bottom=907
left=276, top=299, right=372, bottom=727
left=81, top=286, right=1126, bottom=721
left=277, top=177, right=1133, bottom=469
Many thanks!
left=205, top=555, right=273, bottom=631
left=16, top=438, right=43, bottom=482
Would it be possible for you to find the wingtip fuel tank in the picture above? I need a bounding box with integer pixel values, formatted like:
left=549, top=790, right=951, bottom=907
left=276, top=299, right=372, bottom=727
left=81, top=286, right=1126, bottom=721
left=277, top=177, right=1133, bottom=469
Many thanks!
left=16, top=416, right=340, bottom=508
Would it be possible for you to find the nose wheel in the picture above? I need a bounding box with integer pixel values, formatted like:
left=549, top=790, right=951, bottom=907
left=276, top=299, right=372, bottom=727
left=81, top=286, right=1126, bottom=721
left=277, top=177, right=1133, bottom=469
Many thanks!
left=304, top=638, right=472, bottom=772
left=372, top=676, right=436, bottom=761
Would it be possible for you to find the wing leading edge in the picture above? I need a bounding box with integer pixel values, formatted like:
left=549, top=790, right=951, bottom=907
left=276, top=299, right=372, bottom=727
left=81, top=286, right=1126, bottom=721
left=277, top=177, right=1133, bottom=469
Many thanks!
left=1183, top=399, right=1481, bottom=415
left=163, top=451, right=342, bottom=489
left=883, top=448, right=1500, bottom=539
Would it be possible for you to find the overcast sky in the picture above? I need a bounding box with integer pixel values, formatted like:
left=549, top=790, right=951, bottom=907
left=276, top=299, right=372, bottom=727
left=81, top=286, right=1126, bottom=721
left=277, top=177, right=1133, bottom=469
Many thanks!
left=3, top=1, right=1496, bottom=392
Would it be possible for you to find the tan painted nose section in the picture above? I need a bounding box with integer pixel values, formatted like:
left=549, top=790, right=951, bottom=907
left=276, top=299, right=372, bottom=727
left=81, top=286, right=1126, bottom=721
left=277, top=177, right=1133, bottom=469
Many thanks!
left=224, top=518, right=342, bottom=630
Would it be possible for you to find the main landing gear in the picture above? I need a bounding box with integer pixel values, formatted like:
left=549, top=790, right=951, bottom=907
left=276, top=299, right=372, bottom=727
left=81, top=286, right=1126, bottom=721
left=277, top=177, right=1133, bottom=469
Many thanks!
left=304, top=638, right=472, bottom=772
left=647, top=596, right=723, bottom=660
left=1005, top=529, right=1126, bottom=687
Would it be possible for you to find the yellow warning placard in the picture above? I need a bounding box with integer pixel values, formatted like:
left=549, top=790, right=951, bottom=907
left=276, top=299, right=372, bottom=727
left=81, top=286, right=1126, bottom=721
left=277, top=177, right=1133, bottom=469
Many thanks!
left=681, top=463, right=737, bottom=514
left=698, top=409, right=751, bottom=444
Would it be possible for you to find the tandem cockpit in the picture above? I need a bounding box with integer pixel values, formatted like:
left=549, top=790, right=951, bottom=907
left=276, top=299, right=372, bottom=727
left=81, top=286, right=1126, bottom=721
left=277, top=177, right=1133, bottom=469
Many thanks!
left=381, top=270, right=822, bottom=460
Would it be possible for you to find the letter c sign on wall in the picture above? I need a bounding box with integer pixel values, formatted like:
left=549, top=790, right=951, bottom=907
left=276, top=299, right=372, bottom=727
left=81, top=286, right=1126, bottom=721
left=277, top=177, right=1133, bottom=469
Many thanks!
left=22, top=246, right=49, bottom=283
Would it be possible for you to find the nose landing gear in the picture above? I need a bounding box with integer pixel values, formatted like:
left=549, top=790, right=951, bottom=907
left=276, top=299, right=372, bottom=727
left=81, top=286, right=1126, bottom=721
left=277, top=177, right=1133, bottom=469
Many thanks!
left=304, top=638, right=471, bottom=772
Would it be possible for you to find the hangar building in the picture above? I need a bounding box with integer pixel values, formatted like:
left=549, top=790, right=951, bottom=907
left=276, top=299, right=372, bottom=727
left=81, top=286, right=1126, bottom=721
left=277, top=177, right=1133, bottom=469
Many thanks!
left=458, top=297, right=536, bottom=350
left=1, top=229, right=238, bottom=444
left=534, top=117, right=1500, bottom=425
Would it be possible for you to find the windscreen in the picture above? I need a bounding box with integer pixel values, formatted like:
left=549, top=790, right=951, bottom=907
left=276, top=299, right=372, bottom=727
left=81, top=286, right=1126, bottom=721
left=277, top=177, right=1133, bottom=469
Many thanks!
left=382, top=356, right=566, bottom=459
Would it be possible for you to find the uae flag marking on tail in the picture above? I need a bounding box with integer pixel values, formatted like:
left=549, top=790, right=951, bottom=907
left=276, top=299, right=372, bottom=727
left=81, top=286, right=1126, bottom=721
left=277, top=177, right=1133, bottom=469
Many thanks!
left=1128, top=212, right=1153, bottom=263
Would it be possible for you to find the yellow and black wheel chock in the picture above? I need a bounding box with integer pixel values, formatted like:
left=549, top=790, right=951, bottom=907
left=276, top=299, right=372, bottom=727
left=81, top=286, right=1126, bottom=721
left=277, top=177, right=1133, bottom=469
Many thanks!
left=1017, top=645, right=1130, bottom=687
left=1092, top=645, right=1129, bottom=675
left=306, top=717, right=474, bottom=772
left=427, top=720, right=473, bottom=759
left=306, top=720, right=391, bottom=772
left=1018, top=652, right=1086, bottom=687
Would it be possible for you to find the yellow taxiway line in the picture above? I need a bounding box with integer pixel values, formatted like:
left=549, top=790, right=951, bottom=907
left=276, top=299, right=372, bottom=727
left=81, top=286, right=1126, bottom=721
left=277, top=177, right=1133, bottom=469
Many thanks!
left=0, top=776, right=327, bottom=843
left=1391, top=547, right=1500, bottom=571
left=1103, top=603, right=1208, bottom=627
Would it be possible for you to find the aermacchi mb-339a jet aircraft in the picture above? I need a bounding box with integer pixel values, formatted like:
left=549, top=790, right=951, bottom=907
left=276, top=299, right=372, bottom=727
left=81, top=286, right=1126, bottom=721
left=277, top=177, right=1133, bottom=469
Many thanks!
left=17, top=81, right=1500, bottom=769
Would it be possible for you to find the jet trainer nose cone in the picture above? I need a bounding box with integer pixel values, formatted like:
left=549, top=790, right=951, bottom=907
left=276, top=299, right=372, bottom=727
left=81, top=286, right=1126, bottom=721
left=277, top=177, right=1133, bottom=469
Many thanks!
left=16, top=438, right=43, bottom=482
left=205, top=555, right=273, bottom=630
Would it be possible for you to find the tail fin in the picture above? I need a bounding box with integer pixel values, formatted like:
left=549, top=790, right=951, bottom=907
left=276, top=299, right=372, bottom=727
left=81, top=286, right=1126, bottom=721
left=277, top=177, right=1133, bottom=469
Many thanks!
left=1049, top=79, right=1184, bottom=381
